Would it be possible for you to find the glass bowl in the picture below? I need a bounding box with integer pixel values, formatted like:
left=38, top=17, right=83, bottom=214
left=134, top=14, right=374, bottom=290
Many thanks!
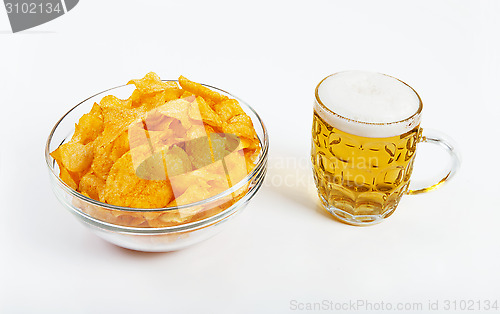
left=45, top=81, right=268, bottom=252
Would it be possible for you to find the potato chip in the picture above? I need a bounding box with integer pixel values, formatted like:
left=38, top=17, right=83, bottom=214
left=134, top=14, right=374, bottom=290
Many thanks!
left=210, top=133, right=240, bottom=162
left=244, top=149, right=260, bottom=170
left=168, top=119, right=186, bottom=139
left=50, top=147, right=86, bottom=189
left=222, top=114, right=257, bottom=140
left=195, top=97, right=222, bottom=127
left=92, top=131, right=130, bottom=180
left=180, top=91, right=194, bottom=99
left=186, top=124, right=206, bottom=140
left=163, top=88, right=184, bottom=103
left=157, top=212, right=183, bottom=226
left=223, top=149, right=248, bottom=185
left=79, top=171, right=106, bottom=201
left=52, top=72, right=261, bottom=226
left=214, top=99, right=245, bottom=122
left=133, top=145, right=192, bottom=181
left=164, top=145, right=192, bottom=177
left=125, top=89, right=143, bottom=108
left=207, top=178, right=230, bottom=195
left=239, top=137, right=258, bottom=150
left=98, top=96, right=147, bottom=147
left=126, top=88, right=177, bottom=110
left=134, top=150, right=166, bottom=181
left=204, top=124, right=215, bottom=134
left=127, top=120, right=150, bottom=151
left=126, top=73, right=182, bottom=113
left=127, top=72, right=178, bottom=94
left=179, top=75, right=229, bottom=103
left=156, top=98, right=192, bottom=129
left=143, top=110, right=173, bottom=132
left=58, top=164, right=78, bottom=190
left=187, top=99, right=203, bottom=121
left=185, top=135, right=213, bottom=169
left=128, top=143, right=156, bottom=176
left=55, top=142, right=94, bottom=173
left=92, top=144, right=115, bottom=180
left=204, top=98, right=217, bottom=110
left=169, top=182, right=211, bottom=207
left=113, top=213, right=147, bottom=226
left=50, top=146, right=63, bottom=165
left=103, top=151, right=174, bottom=208
left=168, top=165, right=221, bottom=197
left=184, top=133, right=238, bottom=181
left=71, top=103, right=103, bottom=144
left=110, top=131, right=130, bottom=161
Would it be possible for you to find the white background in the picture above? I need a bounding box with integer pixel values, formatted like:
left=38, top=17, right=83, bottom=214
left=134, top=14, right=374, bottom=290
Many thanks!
left=1, top=1, right=499, bottom=313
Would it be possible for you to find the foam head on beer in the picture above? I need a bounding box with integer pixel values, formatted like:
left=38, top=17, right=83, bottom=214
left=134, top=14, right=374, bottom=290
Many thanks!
left=315, top=71, right=422, bottom=138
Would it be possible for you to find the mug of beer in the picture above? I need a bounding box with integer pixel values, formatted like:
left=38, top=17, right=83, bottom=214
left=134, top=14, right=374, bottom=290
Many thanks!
left=311, top=71, right=460, bottom=225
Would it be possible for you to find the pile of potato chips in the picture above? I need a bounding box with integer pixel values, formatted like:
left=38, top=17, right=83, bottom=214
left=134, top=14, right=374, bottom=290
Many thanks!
left=51, top=72, right=261, bottom=227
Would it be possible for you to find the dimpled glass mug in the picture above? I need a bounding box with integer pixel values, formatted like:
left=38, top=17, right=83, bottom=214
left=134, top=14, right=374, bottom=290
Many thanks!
left=311, top=71, right=460, bottom=225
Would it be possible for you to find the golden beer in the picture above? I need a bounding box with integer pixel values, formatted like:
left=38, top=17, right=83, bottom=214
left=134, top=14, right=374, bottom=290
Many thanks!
left=312, top=71, right=460, bottom=225
left=312, top=71, right=425, bottom=225
left=312, top=112, right=420, bottom=223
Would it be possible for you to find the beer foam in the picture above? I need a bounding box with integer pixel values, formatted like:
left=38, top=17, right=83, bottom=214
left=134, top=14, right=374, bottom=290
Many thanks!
left=315, top=71, right=422, bottom=138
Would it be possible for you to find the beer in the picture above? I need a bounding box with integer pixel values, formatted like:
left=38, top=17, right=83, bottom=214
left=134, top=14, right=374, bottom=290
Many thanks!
left=312, top=71, right=423, bottom=225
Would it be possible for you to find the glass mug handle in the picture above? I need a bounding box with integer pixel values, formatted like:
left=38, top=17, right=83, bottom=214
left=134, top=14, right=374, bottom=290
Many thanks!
left=407, top=129, right=461, bottom=195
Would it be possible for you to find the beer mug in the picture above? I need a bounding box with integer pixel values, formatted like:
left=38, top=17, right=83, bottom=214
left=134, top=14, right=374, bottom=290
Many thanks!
left=311, top=71, right=460, bottom=225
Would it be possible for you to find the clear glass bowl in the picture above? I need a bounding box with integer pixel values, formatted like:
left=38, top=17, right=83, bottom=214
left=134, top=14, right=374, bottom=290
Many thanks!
left=45, top=82, right=268, bottom=252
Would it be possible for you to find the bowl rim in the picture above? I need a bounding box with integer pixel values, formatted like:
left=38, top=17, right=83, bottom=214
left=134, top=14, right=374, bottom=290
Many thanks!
left=59, top=163, right=266, bottom=234
left=45, top=80, right=269, bottom=215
